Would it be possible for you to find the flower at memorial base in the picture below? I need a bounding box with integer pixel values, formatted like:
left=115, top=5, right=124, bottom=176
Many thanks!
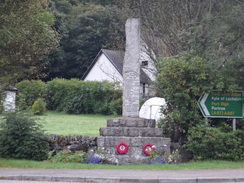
left=150, top=155, right=166, bottom=164
left=86, top=155, right=101, bottom=164
left=116, top=142, right=129, bottom=154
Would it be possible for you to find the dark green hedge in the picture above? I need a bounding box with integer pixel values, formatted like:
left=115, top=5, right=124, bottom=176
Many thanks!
left=17, top=79, right=122, bottom=115
left=186, top=125, right=244, bottom=161
left=16, top=80, right=46, bottom=110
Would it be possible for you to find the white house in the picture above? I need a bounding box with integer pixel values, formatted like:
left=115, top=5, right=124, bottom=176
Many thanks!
left=82, top=49, right=156, bottom=97
left=82, top=49, right=124, bottom=83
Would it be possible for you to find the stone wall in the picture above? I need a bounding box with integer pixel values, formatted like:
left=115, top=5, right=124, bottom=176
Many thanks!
left=48, top=134, right=97, bottom=154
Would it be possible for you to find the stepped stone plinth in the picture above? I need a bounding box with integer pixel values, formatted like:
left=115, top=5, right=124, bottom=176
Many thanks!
left=107, top=117, right=156, bottom=128
left=100, top=127, right=164, bottom=137
left=98, top=117, right=170, bottom=164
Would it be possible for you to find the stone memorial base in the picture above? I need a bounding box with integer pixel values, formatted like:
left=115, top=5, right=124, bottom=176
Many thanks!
left=97, top=117, right=170, bottom=164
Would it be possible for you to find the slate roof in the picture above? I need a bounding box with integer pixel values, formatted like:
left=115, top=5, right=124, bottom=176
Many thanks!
left=82, top=49, right=150, bottom=83
left=0, top=83, right=17, bottom=91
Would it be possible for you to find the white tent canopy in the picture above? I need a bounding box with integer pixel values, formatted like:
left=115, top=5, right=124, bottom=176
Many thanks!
left=139, top=97, right=166, bottom=122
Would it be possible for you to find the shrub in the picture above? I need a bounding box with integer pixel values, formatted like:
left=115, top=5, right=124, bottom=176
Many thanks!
left=16, top=80, right=46, bottom=110
left=0, top=112, right=49, bottom=161
left=31, top=98, right=47, bottom=115
left=169, top=149, right=181, bottom=164
left=185, top=125, right=244, bottom=161
left=48, top=150, right=87, bottom=163
left=45, top=78, right=76, bottom=112
left=108, top=98, right=122, bottom=115
left=156, top=52, right=214, bottom=143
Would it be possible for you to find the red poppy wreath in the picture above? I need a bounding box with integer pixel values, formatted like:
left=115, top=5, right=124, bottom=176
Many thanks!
left=116, top=142, right=129, bottom=154
left=142, top=143, right=155, bottom=155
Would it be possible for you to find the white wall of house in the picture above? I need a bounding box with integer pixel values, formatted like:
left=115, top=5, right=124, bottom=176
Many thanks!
left=84, top=54, right=123, bottom=83
left=140, top=44, right=157, bottom=82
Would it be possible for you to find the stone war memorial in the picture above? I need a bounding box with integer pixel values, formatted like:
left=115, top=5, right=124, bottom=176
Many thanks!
left=97, top=18, right=170, bottom=164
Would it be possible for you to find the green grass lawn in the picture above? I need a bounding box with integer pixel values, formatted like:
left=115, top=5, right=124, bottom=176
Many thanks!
left=40, top=111, right=117, bottom=136
left=0, top=158, right=243, bottom=170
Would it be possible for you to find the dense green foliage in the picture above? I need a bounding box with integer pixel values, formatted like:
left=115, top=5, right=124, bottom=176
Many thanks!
left=180, top=2, right=244, bottom=75
left=0, top=112, right=49, bottom=161
left=17, top=79, right=122, bottom=115
left=31, top=98, right=47, bottom=115
left=48, top=150, right=87, bottom=163
left=0, top=88, right=3, bottom=114
left=186, top=125, right=244, bottom=161
left=0, top=0, right=58, bottom=83
left=156, top=52, right=215, bottom=142
left=16, top=80, right=46, bottom=110
left=46, top=79, right=121, bottom=114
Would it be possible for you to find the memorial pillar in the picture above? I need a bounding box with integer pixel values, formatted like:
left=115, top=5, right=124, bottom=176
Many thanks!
left=122, top=18, right=141, bottom=117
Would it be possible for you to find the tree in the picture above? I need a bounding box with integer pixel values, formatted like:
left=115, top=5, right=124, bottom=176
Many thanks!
left=154, top=1, right=244, bottom=143
left=179, top=1, right=244, bottom=86
left=80, top=0, right=115, bottom=6
left=0, top=0, right=58, bottom=83
left=115, top=0, right=243, bottom=75
left=115, top=0, right=217, bottom=58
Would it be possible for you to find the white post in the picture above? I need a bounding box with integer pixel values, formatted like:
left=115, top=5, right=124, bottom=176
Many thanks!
left=232, top=118, right=236, bottom=131
left=205, top=118, right=208, bottom=125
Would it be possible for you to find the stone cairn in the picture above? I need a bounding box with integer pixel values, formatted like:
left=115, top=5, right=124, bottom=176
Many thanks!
left=96, top=19, right=170, bottom=164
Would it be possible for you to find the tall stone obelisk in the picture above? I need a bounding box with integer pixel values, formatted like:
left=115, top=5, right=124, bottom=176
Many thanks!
left=122, top=18, right=141, bottom=117
left=97, top=18, right=170, bottom=164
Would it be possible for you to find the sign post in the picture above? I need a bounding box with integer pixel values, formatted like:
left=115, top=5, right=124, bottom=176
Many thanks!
left=198, top=91, right=243, bottom=119
left=232, top=118, right=236, bottom=131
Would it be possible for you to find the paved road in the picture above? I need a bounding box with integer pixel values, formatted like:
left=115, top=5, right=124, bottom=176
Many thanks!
left=1, top=182, right=243, bottom=183
left=0, top=168, right=244, bottom=183
left=0, top=181, right=84, bottom=183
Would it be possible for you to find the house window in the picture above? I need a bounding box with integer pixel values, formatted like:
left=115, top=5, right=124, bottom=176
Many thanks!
left=142, top=83, right=146, bottom=96
left=142, top=61, right=148, bottom=67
